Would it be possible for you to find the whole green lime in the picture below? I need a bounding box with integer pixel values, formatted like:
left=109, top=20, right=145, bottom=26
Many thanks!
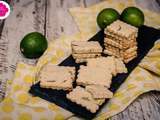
left=121, top=7, right=144, bottom=27
left=97, top=8, right=120, bottom=29
left=20, top=32, right=48, bottom=59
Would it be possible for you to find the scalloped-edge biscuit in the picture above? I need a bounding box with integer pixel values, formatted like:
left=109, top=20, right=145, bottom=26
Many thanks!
left=123, top=54, right=137, bottom=63
left=85, top=85, right=113, bottom=99
left=71, top=41, right=102, bottom=54
left=72, top=53, right=101, bottom=59
left=104, top=38, right=137, bottom=49
left=115, top=58, right=128, bottom=74
left=38, top=63, right=75, bottom=91
left=121, top=51, right=137, bottom=59
left=104, top=38, right=123, bottom=49
left=105, top=20, right=138, bottom=39
left=103, top=49, right=120, bottom=57
left=86, top=57, right=116, bottom=76
left=66, top=86, right=99, bottom=113
left=104, top=48, right=137, bottom=63
left=77, top=65, right=112, bottom=88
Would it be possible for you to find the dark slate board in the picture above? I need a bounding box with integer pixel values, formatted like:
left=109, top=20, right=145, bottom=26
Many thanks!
left=29, top=26, right=160, bottom=119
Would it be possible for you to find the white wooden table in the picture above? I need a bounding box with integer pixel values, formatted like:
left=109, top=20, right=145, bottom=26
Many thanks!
left=0, top=0, right=160, bottom=119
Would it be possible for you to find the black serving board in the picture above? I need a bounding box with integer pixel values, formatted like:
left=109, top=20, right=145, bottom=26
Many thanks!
left=29, top=26, right=160, bottom=119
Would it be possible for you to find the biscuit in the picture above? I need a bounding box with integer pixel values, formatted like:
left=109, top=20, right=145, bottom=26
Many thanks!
left=87, top=57, right=116, bottom=76
left=38, top=63, right=75, bottom=91
left=105, top=32, right=137, bottom=41
left=85, top=85, right=113, bottom=99
left=123, top=46, right=137, bottom=54
left=104, top=43, right=137, bottom=62
left=115, top=58, right=128, bottom=74
left=123, top=54, right=137, bottom=63
left=104, top=38, right=123, bottom=49
left=87, top=57, right=127, bottom=76
left=104, top=39, right=137, bottom=50
left=40, top=80, right=73, bottom=91
left=77, top=66, right=112, bottom=88
left=103, top=49, right=120, bottom=57
left=71, top=41, right=102, bottom=54
left=121, top=51, right=137, bottom=59
left=75, top=58, right=88, bottom=63
left=105, top=45, right=120, bottom=56
left=66, top=86, right=99, bottom=113
left=122, top=40, right=137, bottom=48
left=72, top=53, right=101, bottom=59
left=104, top=20, right=138, bottom=39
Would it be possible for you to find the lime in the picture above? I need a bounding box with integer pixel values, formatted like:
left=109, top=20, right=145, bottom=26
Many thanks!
left=20, top=32, right=48, bottom=59
left=97, top=8, right=120, bottom=29
left=121, top=7, right=144, bottom=27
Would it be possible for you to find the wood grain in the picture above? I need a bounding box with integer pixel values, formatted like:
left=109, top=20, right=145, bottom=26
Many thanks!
left=136, top=0, right=160, bottom=13
left=0, top=19, right=7, bottom=100
left=0, top=0, right=160, bottom=119
left=110, top=91, right=160, bottom=120
left=45, top=0, right=81, bottom=40
left=0, top=0, right=46, bottom=97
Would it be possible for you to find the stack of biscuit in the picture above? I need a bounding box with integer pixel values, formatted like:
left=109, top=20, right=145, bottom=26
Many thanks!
left=71, top=41, right=102, bottom=63
left=103, top=20, right=138, bottom=63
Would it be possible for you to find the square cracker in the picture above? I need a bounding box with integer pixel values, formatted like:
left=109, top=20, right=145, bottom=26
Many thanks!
left=38, top=63, right=75, bottom=91
left=72, top=53, right=101, bottom=59
left=71, top=41, right=102, bottom=54
left=105, top=20, right=138, bottom=38
left=85, top=85, right=113, bottom=99
left=87, top=57, right=116, bottom=76
left=67, top=86, right=99, bottom=113
left=87, top=56, right=127, bottom=76
left=104, top=37, right=137, bottom=49
left=77, top=65, right=112, bottom=88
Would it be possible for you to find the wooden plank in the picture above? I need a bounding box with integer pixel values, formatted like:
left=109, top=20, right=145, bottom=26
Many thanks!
left=110, top=92, right=160, bottom=120
left=0, top=0, right=46, bottom=98
left=0, top=0, right=10, bottom=101
left=45, top=0, right=82, bottom=40
left=0, top=20, right=4, bottom=36
left=136, top=0, right=160, bottom=13
left=0, top=20, right=7, bottom=101
left=0, top=0, right=159, bottom=119
left=84, top=0, right=104, bottom=7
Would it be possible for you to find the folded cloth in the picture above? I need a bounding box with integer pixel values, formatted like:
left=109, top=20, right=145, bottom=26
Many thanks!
left=0, top=33, right=85, bottom=120
left=1, top=0, right=160, bottom=120
left=0, top=63, right=73, bottom=120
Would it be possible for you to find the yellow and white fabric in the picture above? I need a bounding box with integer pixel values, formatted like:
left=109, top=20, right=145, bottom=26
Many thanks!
left=70, top=0, right=160, bottom=38
left=0, top=0, right=160, bottom=120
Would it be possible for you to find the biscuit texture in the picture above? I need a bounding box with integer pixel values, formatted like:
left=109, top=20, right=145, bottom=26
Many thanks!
left=38, top=63, right=75, bottom=90
left=103, top=20, right=138, bottom=63
left=66, top=86, right=99, bottom=113
left=77, top=65, right=112, bottom=88
left=86, top=85, right=113, bottom=99
left=71, top=41, right=102, bottom=54
left=71, top=41, right=102, bottom=63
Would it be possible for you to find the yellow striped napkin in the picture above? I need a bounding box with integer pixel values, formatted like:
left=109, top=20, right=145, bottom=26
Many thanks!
left=0, top=0, right=160, bottom=120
